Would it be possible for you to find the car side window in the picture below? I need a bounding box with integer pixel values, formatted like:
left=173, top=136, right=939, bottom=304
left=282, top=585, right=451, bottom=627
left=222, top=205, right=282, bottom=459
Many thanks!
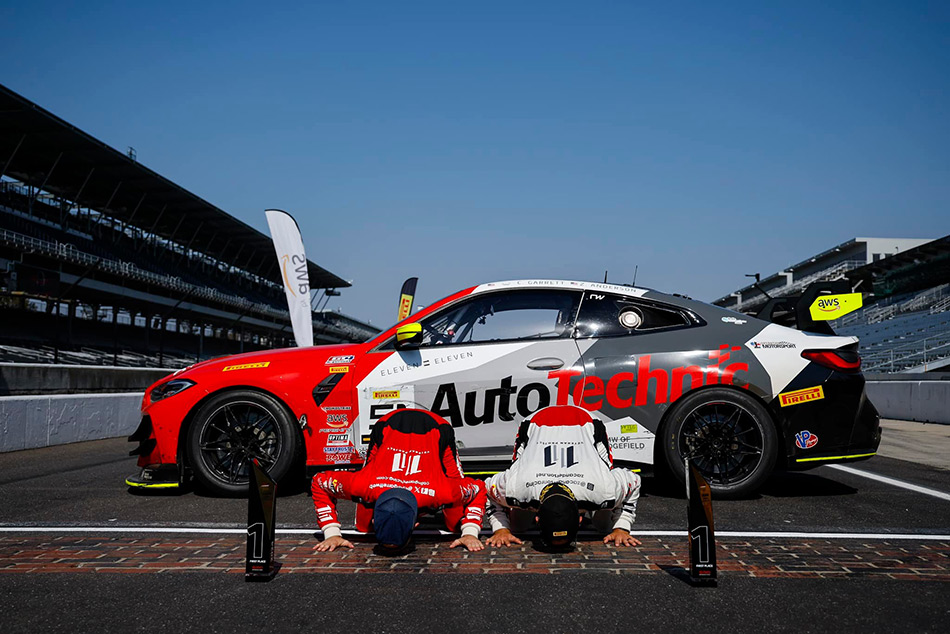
left=418, top=289, right=582, bottom=346
left=575, top=292, right=692, bottom=338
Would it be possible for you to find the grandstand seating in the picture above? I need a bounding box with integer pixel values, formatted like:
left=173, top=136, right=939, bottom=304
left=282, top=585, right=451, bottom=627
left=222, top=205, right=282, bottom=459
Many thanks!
left=836, top=287, right=950, bottom=372
left=1, top=188, right=377, bottom=366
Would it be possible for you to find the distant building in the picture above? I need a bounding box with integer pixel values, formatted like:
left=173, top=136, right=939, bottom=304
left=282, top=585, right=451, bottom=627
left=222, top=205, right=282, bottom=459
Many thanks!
left=713, top=237, right=935, bottom=314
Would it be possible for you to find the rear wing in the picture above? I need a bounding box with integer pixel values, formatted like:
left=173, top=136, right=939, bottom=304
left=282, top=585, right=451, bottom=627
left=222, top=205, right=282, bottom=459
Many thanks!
left=754, top=280, right=855, bottom=335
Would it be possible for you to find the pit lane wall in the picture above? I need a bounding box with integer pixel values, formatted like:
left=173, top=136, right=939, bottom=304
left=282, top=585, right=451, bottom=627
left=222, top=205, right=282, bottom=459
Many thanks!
left=0, top=392, right=143, bottom=452
left=0, top=364, right=173, bottom=453
left=864, top=373, right=950, bottom=425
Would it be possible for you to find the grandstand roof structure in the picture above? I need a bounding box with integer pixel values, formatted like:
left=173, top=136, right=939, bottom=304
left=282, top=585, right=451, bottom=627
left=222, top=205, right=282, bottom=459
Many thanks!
left=846, top=234, right=950, bottom=298
left=0, top=83, right=348, bottom=290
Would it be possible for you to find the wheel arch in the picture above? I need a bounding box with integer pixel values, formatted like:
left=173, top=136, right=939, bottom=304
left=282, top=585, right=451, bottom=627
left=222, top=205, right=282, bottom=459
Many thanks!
left=653, top=383, right=784, bottom=471
left=177, top=384, right=306, bottom=473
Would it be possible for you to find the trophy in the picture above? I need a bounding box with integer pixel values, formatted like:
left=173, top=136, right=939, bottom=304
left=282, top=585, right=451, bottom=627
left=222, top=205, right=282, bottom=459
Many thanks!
left=245, top=459, right=278, bottom=581
left=686, top=460, right=717, bottom=585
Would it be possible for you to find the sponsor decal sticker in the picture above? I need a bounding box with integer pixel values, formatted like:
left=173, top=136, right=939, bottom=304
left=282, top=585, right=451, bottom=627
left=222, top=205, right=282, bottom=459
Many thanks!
left=750, top=341, right=796, bottom=349
left=328, top=366, right=349, bottom=374
left=373, top=390, right=401, bottom=400
left=795, top=430, right=819, bottom=450
left=222, top=362, right=270, bottom=372
left=721, top=316, right=747, bottom=325
left=325, top=355, right=355, bottom=365
left=620, top=424, right=639, bottom=434
left=367, top=346, right=749, bottom=428
left=324, top=447, right=351, bottom=454
left=327, top=434, right=350, bottom=446
left=378, top=351, right=475, bottom=377
left=809, top=293, right=863, bottom=321
left=320, top=405, right=351, bottom=411
left=779, top=386, right=825, bottom=407
left=610, top=436, right=647, bottom=451
left=326, top=414, right=349, bottom=427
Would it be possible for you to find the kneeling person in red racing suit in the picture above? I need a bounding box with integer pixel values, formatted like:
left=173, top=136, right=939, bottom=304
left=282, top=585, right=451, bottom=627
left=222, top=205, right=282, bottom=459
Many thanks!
left=312, top=408, right=487, bottom=553
left=485, top=405, right=642, bottom=549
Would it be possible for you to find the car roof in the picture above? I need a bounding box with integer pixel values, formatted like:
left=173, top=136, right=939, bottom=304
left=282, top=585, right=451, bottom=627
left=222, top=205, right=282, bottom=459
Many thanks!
left=471, top=279, right=650, bottom=297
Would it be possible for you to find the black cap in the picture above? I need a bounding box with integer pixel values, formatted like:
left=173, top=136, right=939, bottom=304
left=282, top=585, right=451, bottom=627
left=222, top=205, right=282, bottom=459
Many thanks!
left=537, top=483, right=578, bottom=549
left=373, top=488, right=418, bottom=555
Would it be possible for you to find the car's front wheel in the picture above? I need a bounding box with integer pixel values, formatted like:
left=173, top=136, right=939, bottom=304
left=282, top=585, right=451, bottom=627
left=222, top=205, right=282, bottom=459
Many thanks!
left=185, top=390, right=300, bottom=496
left=661, top=387, right=777, bottom=499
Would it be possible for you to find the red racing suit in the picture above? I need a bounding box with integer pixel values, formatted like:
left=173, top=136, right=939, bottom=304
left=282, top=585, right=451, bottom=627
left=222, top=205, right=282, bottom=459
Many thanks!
left=312, top=408, right=486, bottom=540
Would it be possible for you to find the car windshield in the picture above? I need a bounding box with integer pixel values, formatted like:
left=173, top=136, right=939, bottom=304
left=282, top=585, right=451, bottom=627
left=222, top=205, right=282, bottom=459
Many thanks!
left=420, top=290, right=581, bottom=345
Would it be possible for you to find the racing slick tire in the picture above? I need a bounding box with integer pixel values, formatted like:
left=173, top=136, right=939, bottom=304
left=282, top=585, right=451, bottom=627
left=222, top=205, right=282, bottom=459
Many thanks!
left=185, top=390, right=302, bottom=496
left=660, top=387, right=777, bottom=499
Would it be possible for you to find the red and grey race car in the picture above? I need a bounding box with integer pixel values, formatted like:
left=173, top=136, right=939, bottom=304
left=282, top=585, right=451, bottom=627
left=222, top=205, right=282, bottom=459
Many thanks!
left=128, top=279, right=880, bottom=498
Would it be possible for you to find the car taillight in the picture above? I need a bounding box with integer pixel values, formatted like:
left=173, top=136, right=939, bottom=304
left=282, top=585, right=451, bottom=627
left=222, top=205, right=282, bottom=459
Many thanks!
left=801, top=349, right=861, bottom=373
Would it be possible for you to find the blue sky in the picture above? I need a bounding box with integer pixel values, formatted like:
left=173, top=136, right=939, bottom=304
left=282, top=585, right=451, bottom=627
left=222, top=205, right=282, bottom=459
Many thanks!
left=2, top=1, right=947, bottom=328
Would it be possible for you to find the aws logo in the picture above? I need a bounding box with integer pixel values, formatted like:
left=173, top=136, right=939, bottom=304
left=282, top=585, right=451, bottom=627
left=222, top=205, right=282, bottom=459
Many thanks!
left=809, top=293, right=862, bottom=321
left=281, top=253, right=309, bottom=297
left=816, top=297, right=840, bottom=312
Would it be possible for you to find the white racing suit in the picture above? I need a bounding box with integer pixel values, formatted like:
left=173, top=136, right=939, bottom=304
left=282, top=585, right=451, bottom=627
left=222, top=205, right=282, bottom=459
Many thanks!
left=485, top=405, right=641, bottom=534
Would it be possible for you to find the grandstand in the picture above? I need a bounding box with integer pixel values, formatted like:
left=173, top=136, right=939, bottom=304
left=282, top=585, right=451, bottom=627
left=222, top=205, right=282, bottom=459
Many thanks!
left=0, top=83, right=378, bottom=368
left=714, top=235, right=950, bottom=373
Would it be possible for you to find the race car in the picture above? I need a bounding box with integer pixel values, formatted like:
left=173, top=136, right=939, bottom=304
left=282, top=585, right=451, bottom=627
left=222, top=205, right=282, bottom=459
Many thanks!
left=127, top=279, right=880, bottom=498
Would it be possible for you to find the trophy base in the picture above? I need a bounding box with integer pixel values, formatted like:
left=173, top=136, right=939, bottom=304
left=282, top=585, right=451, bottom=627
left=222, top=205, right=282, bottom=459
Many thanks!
left=244, top=562, right=280, bottom=582
left=689, top=569, right=718, bottom=586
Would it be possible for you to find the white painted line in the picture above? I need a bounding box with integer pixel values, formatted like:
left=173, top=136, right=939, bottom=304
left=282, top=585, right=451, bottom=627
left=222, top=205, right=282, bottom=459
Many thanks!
left=827, top=464, right=950, bottom=502
left=0, top=526, right=948, bottom=540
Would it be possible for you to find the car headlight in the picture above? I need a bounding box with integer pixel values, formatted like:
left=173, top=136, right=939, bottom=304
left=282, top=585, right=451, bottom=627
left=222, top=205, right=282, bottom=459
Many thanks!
left=150, top=379, right=196, bottom=403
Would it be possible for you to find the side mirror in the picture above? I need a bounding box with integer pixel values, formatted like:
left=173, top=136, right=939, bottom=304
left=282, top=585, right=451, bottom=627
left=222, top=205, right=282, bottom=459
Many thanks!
left=395, top=323, right=423, bottom=350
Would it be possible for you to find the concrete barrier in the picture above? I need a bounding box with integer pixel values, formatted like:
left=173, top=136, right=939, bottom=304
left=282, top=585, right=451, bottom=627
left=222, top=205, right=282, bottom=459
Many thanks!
left=0, top=392, right=142, bottom=452
left=865, top=380, right=950, bottom=424
left=0, top=363, right=172, bottom=396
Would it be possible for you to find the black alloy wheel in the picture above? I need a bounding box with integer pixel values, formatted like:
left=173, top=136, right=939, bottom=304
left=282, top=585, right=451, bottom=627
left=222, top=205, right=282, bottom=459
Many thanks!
left=661, top=388, right=777, bottom=499
left=185, top=390, right=301, bottom=496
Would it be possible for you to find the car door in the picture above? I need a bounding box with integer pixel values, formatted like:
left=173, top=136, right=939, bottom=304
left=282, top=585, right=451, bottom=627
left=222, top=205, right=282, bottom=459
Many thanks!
left=574, top=290, right=702, bottom=465
left=357, top=288, right=589, bottom=461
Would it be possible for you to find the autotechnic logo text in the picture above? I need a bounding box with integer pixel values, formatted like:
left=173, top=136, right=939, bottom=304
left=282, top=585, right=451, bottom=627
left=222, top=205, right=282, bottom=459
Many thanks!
left=420, top=346, right=749, bottom=428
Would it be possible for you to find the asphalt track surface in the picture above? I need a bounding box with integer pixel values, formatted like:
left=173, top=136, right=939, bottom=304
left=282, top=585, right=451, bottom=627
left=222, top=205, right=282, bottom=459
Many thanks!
left=1, top=437, right=949, bottom=633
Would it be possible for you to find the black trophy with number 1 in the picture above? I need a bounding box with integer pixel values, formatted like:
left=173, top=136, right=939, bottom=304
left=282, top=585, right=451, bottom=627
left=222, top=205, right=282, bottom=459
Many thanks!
left=686, top=459, right=717, bottom=585
left=245, top=459, right=278, bottom=581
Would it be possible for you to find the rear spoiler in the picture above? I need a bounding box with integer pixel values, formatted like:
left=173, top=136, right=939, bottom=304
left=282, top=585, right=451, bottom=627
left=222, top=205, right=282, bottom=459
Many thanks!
left=754, top=280, right=853, bottom=335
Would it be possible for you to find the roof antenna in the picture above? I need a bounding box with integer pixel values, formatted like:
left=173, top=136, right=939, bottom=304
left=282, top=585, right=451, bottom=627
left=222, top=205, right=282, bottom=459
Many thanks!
left=604, top=270, right=608, bottom=283
left=632, top=265, right=638, bottom=287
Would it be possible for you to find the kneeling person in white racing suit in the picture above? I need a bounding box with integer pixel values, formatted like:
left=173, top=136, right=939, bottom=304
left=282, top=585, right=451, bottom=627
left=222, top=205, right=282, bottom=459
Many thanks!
left=485, top=405, right=642, bottom=549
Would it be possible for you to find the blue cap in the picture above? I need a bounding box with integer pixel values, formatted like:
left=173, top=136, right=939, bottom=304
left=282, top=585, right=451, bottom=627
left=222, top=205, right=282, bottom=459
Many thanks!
left=373, top=488, right=418, bottom=549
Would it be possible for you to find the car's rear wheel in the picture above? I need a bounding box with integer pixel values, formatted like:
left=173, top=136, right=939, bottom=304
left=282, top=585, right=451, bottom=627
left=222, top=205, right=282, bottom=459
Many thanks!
left=661, top=388, right=777, bottom=499
left=185, top=390, right=300, bottom=496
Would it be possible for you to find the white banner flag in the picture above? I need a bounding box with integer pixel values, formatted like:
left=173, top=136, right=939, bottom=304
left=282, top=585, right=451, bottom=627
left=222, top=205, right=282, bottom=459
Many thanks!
left=265, top=209, right=313, bottom=348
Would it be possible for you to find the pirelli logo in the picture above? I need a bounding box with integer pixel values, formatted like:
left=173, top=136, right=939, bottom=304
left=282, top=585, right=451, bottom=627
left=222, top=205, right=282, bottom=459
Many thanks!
left=328, top=366, right=349, bottom=374
left=779, top=386, right=824, bottom=407
left=222, top=362, right=270, bottom=372
left=373, top=390, right=400, bottom=399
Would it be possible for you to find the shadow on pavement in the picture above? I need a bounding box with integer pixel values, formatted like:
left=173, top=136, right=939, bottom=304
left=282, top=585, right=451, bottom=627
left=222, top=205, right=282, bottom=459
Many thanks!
left=759, top=472, right=858, bottom=498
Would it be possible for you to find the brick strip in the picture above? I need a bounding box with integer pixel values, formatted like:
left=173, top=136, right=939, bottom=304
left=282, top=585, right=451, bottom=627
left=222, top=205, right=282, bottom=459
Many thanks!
left=0, top=535, right=947, bottom=579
